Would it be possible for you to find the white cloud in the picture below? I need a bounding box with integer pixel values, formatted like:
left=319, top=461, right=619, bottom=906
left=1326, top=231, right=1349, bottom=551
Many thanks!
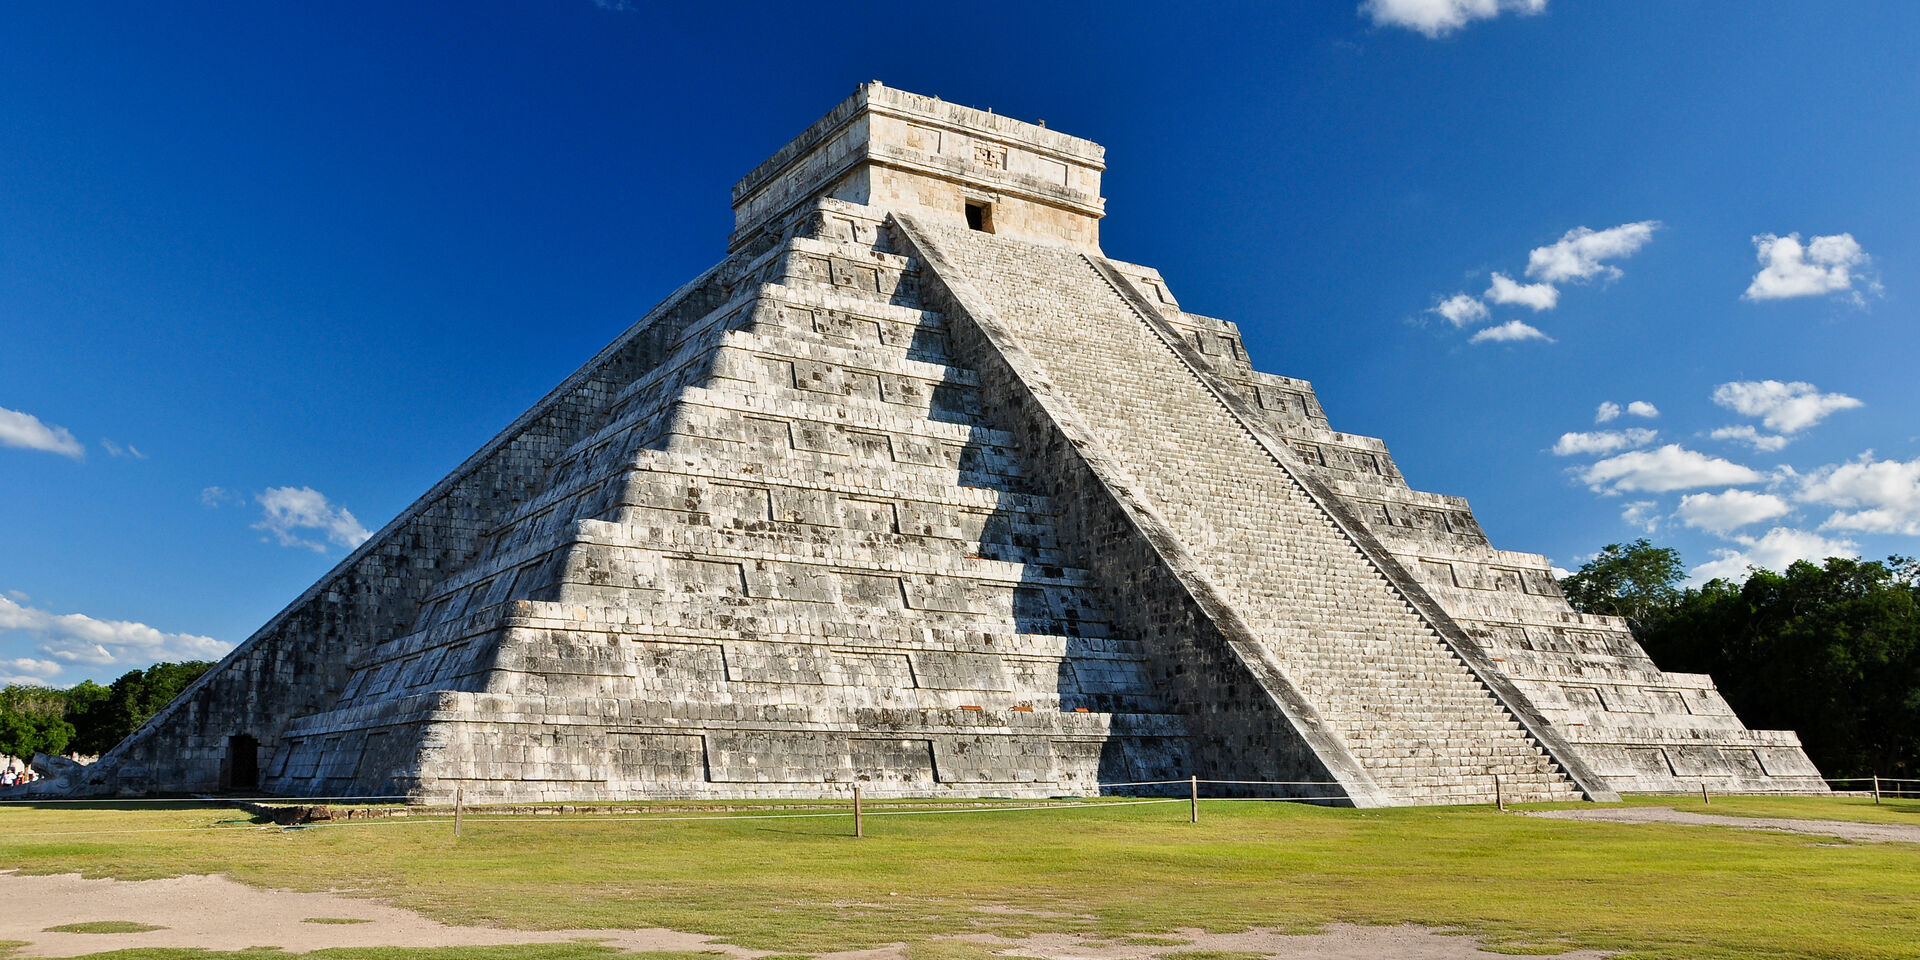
left=0, top=406, right=84, bottom=459
left=200, top=486, right=234, bottom=507
left=1525, top=221, right=1661, bottom=284
left=1711, top=379, right=1862, bottom=434
left=1428, top=222, right=1654, bottom=334
left=1595, top=400, right=1658, bottom=423
left=100, top=439, right=148, bottom=459
left=0, top=594, right=229, bottom=675
left=254, top=486, right=373, bottom=552
left=1578, top=444, right=1765, bottom=494
left=2, top=657, right=62, bottom=678
left=1360, top=0, right=1547, bottom=37
left=1797, top=453, right=1920, bottom=536
left=1484, top=272, right=1559, bottom=311
left=1432, top=293, right=1490, bottom=327
left=1469, top=320, right=1552, bottom=344
left=1621, top=500, right=1662, bottom=533
left=1710, top=424, right=1791, bottom=452
left=1676, top=489, right=1792, bottom=535
left=1, top=656, right=63, bottom=687
left=1743, top=233, right=1878, bottom=303
left=1692, top=527, right=1858, bottom=583
left=1553, top=428, right=1658, bottom=457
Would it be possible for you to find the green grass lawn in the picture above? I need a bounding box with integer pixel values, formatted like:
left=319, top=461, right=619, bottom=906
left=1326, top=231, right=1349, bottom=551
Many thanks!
left=40, top=921, right=168, bottom=934
left=2, top=796, right=1917, bottom=959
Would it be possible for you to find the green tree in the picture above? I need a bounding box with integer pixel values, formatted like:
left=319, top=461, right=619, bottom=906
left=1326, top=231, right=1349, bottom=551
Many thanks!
left=1639, top=557, right=1920, bottom=779
left=0, top=686, right=76, bottom=761
left=61, top=679, right=115, bottom=757
left=67, top=661, right=214, bottom=756
left=1560, top=539, right=1685, bottom=635
left=1, top=662, right=217, bottom=764
left=0, top=683, right=68, bottom=718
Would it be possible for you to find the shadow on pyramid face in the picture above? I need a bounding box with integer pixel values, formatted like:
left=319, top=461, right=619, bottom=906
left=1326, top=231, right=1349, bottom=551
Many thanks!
left=905, top=323, right=951, bottom=365
left=959, top=394, right=1171, bottom=794
left=927, top=379, right=979, bottom=427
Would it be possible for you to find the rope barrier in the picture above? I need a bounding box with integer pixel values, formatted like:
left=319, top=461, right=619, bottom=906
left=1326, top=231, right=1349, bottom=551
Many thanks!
left=7, top=781, right=1912, bottom=806
left=0, top=797, right=1187, bottom=840
left=0, top=795, right=411, bottom=805
left=7, top=770, right=1915, bottom=843
left=1196, top=796, right=1348, bottom=802
left=4, top=774, right=1912, bottom=828
left=1196, top=779, right=1343, bottom=786
left=436, top=798, right=1186, bottom=828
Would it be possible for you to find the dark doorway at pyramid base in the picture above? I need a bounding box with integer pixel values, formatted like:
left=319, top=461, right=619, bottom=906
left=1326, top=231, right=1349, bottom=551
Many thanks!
left=225, top=734, right=259, bottom=792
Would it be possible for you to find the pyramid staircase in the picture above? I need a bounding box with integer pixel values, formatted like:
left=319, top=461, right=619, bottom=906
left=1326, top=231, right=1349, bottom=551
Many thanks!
left=898, top=219, right=1591, bottom=804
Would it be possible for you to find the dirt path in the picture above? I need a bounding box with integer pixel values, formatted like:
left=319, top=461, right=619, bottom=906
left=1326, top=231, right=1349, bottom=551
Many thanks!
left=0, top=872, right=753, bottom=958
left=0, top=871, right=1612, bottom=959
left=1527, top=806, right=1920, bottom=843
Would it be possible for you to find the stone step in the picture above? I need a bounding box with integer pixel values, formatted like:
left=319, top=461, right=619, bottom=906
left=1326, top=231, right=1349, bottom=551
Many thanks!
left=908, top=222, right=1581, bottom=805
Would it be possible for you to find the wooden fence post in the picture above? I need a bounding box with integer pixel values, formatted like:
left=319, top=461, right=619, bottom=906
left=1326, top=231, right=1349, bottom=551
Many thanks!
left=1495, top=774, right=1505, bottom=812
left=853, top=784, right=864, bottom=838
left=1190, top=775, right=1199, bottom=824
left=1701, top=781, right=1710, bottom=805
left=454, top=785, right=464, bottom=837
left=1873, top=774, right=1882, bottom=805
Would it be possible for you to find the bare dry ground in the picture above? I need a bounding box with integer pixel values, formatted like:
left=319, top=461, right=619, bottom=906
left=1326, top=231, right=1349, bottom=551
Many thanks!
left=1525, top=806, right=1920, bottom=843
left=0, top=871, right=746, bottom=957
left=0, top=872, right=1609, bottom=960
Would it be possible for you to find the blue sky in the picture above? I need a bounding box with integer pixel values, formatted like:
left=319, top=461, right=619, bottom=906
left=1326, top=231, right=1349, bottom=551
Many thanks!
left=4, top=1, right=1916, bottom=686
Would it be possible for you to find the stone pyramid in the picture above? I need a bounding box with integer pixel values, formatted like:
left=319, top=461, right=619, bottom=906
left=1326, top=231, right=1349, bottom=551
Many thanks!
left=75, top=84, right=1824, bottom=806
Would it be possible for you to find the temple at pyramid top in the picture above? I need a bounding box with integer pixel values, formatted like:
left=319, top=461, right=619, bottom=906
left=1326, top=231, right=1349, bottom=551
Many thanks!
left=731, top=82, right=1106, bottom=252
left=44, top=84, right=1826, bottom=807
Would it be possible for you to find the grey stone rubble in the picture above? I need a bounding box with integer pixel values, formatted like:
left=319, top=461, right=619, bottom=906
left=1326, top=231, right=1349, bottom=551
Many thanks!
left=62, top=83, right=1823, bottom=806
